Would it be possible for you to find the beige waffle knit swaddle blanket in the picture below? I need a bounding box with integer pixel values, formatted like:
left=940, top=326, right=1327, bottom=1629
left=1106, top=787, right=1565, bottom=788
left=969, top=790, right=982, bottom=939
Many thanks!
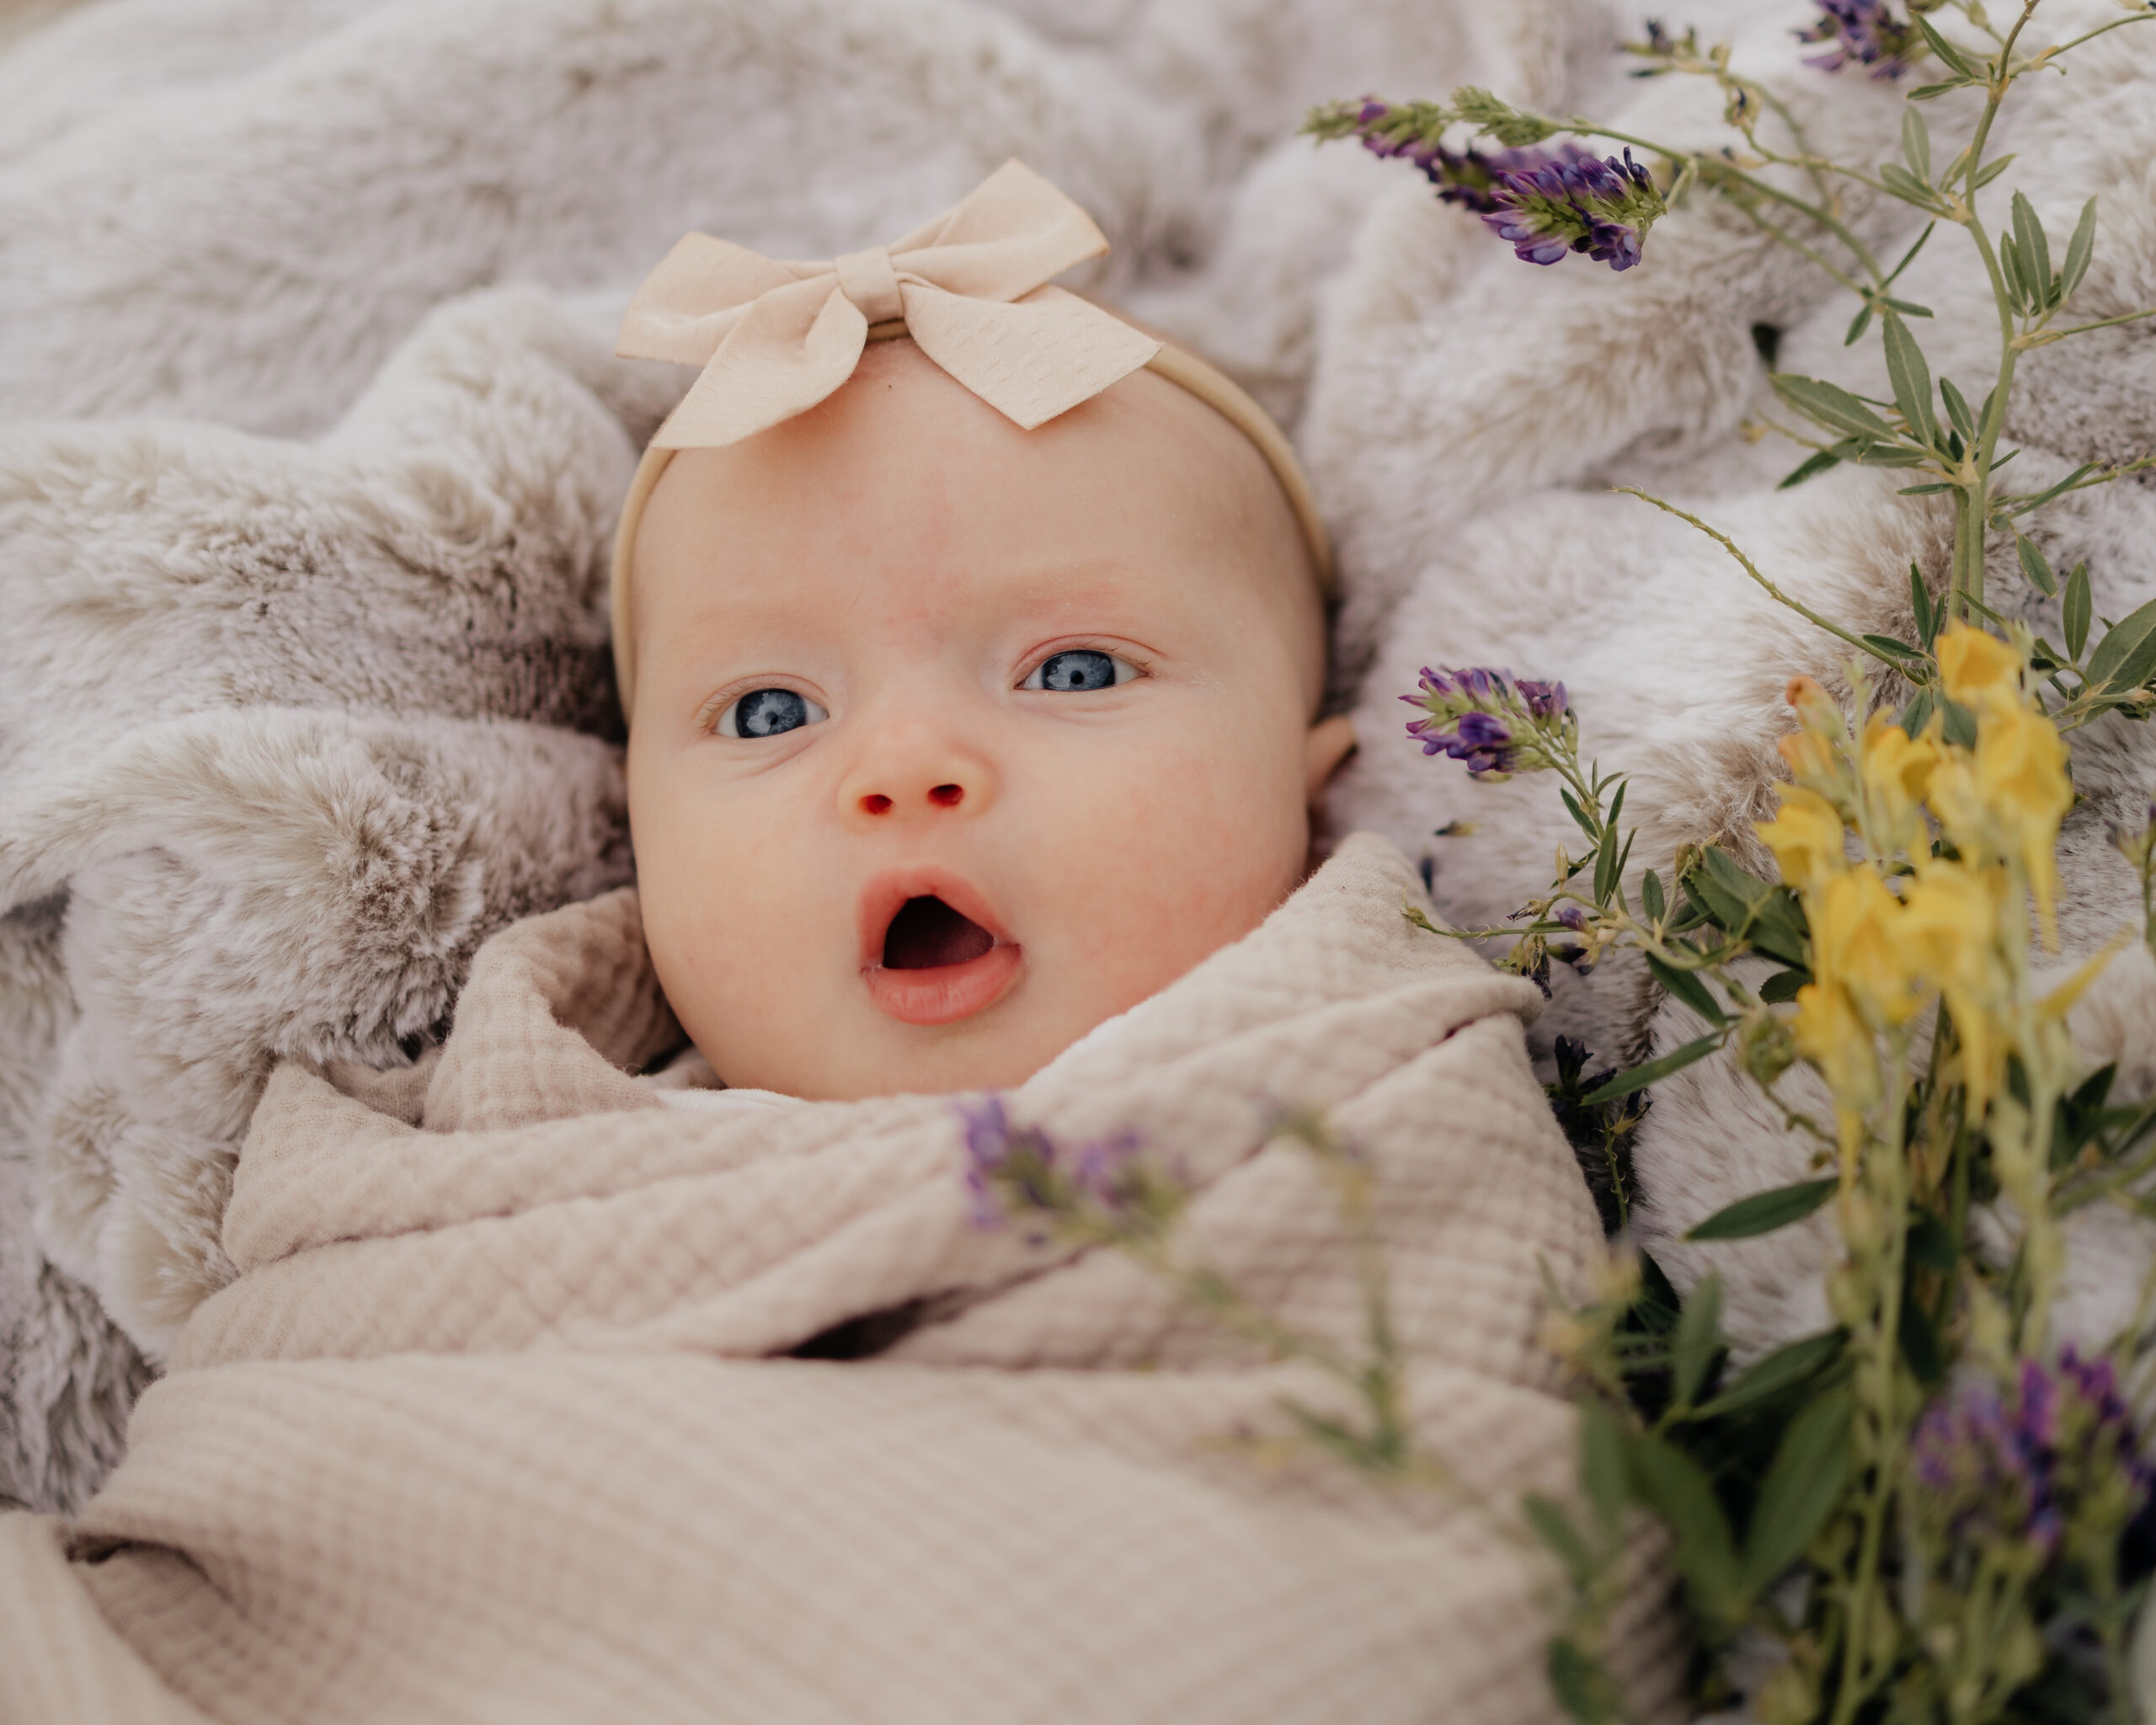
left=0, top=833, right=1679, bottom=1724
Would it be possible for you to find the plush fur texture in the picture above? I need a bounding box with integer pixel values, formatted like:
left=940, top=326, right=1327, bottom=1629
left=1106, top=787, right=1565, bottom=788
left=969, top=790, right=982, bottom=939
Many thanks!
left=1315, top=5, right=2156, bottom=1359
left=0, top=0, right=1616, bottom=1513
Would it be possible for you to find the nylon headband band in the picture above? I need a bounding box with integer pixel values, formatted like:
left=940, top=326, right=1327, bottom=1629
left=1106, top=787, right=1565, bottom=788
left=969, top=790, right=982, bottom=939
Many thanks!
left=607, top=324, right=1333, bottom=715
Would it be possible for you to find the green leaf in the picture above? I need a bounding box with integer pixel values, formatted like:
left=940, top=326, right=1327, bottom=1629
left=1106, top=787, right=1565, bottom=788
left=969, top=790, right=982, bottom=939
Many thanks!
left=1849, top=443, right=1929, bottom=468
left=2017, top=536, right=2058, bottom=596
left=1626, top=1431, right=1745, bottom=1613
left=1940, top=696, right=1977, bottom=749
left=1999, top=233, right=2030, bottom=315
left=1758, top=967, right=1811, bottom=1005
left=1881, top=310, right=1938, bottom=446
left=1914, top=13, right=1977, bottom=75
left=2084, top=593, right=2156, bottom=698
left=2063, top=562, right=2094, bottom=663
left=1939, top=377, right=1974, bottom=442
left=1878, top=162, right=1940, bottom=211
left=1843, top=302, right=1873, bottom=348
left=1641, top=869, right=1667, bottom=924
left=2012, top=190, right=2053, bottom=307
left=1898, top=1290, right=1946, bottom=1385
left=1686, top=1177, right=1837, bottom=1242
left=1579, top=1400, right=1628, bottom=1546
left=1861, top=633, right=1925, bottom=663
left=1901, top=106, right=1931, bottom=184
left=1691, top=847, right=1811, bottom=969
left=1693, top=1328, right=1846, bottom=1422
left=1525, top=1493, right=1596, bottom=1588
left=1646, top=953, right=1727, bottom=1026
left=1771, top=373, right=1896, bottom=441
left=1898, top=483, right=1953, bottom=495
left=1741, top=1388, right=1851, bottom=1595
left=1909, top=563, right=1933, bottom=646
left=1672, top=1272, right=1725, bottom=1409
left=1907, top=79, right=1973, bottom=101
left=1881, top=296, right=1934, bottom=319
left=1972, top=153, right=2016, bottom=192
left=1900, top=686, right=1936, bottom=738
left=1579, top=1032, right=1726, bottom=1107
left=1561, top=787, right=1598, bottom=841
left=1883, top=221, right=1935, bottom=287
left=1547, top=1637, right=1625, bottom=1724
left=1907, top=1209, right=1957, bottom=1274
left=1778, top=447, right=1845, bottom=489
left=2062, top=196, right=2097, bottom=301
left=2006, top=461, right=2100, bottom=517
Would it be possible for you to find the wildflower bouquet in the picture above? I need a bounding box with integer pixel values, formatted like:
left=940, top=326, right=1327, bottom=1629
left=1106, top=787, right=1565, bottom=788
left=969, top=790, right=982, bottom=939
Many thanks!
left=968, top=3, right=2156, bottom=1721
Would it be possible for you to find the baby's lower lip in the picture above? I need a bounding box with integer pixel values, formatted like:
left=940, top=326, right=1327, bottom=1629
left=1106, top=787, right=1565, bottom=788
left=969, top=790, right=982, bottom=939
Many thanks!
left=864, top=943, right=1023, bottom=1026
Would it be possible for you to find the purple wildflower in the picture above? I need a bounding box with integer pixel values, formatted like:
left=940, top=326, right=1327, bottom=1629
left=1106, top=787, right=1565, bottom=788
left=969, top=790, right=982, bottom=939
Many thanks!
left=1797, top=0, right=1922, bottom=79
left=1481, top=147, right=1664, bottom=271
left=1908, top=1348, right=2152, bottom=1560
left=954, top=1096, right=1150, bottom=1229
left=1401, top=664, right=1577, bottom=782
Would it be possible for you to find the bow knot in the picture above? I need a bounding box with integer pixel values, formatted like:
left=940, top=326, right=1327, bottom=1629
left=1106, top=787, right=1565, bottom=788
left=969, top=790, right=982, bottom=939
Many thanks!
left=617, top=161, right=1161, bottom=451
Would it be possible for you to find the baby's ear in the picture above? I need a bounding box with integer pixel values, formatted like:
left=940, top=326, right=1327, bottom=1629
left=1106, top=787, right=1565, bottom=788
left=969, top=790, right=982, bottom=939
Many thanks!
left=1305, top=713, right=1358, bottom=802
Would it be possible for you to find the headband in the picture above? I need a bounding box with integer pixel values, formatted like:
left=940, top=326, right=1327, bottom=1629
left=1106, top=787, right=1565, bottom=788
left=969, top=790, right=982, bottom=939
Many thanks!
left=608, top=160, right=1332, bottom=713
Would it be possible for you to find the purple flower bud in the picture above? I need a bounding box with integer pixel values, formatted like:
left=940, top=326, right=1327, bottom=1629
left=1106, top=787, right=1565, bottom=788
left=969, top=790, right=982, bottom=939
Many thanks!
left=1796, top=0, right=1920, bottom=80
left=1481, top=147, right=1663, bottom=272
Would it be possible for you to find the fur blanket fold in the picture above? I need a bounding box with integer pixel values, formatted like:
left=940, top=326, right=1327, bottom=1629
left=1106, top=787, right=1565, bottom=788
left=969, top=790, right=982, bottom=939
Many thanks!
left=0, top=836, right=1681, bottom=1725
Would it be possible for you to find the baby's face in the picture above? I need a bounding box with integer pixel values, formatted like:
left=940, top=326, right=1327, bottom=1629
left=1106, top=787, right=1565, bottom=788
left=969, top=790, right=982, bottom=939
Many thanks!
left=626, top=339, right=1346, bottom=1101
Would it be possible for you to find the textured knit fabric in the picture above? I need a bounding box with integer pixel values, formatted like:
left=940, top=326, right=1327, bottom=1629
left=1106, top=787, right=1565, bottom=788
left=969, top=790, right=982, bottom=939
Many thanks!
left=0, top=834, right=1682, bottom=1723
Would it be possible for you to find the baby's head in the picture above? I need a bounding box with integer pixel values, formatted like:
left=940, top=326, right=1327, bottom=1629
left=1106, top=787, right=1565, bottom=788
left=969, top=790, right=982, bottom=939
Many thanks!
left=616, top=185, right=1349, bottom=1101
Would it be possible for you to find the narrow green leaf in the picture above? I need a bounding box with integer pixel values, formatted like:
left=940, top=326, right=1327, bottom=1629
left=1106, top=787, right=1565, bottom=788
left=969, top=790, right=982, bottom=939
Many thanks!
left=1686, top=1177, right=1837, bottom=1242
left=2007, top=462, right=2100, bottom=517
left=1901, top=106, right=1931, bottom=184
left=1560, top=787, right=1598, bottom=840
left=1999, top=233, right=2029, bottom=315
left=1914, top=13, right=1976, bottom=75
left=2011, top=190, right=2052, bottom=306
left=1940, top=697, right=1978, bottom=749
left=1758, top=967, right=1810, bottom=1005
left=1900, top=686, right=1936, bottom=737
left=1843, top=302, right=1873, bottom=347
left=1547, top=1637, right=1625, bottom=1725
left=2062, top=196, right=2098, bottom=300
left=1593, top=836, right=1620, bottom=905
left=1882, top=296, right=1935, bottom=319
left=1693, top=1329, right=1846, bottom=1422
left=1898, top=483, right=1954, bottom=495
left=1672, top=1273, right=1725, bottom=1409
left=1778, top=448, right=1845, bottom=490
left=1939, top=377, right=1974, bottom=441
left=1627, top=1431, right=1745, bottom=1612
left=1579, top=1400, right=1628, bottom=1546
left=1849, top=443, right=1930, bottom=468
left=1646, top=953, right=1727, bottom=1026
left=1771, top=373, right=1895, bottom=441
left=2016, top=536, right=2058, bottom=597
left=1741, top=1389, right=1851, bottom=1594
left=1881, top=309, right=1938, bottom=446
left=1972, top=152, right=2016, bottom=191
left=2065, top=562, right=2092, bottom=660
left=1694, top=847, right=1811, bottom=969
left=1861, top=633, right=1924, bottom=662
left=1907, top=79, right=1972, bottom=101
left=1641, top=869, right=1667, bottom=924
left=1525, top=1493, right=1596, bottom=1588
left=2084, top=594, right=2156, bottom=697
left=1884, top=222, right=1935, bottom=287
left=1878, top=162, right=1940, bottom=211
left=1909, top=563, right=1933, bottom=645
left=1579, top=1032, right=1726, bottom=1106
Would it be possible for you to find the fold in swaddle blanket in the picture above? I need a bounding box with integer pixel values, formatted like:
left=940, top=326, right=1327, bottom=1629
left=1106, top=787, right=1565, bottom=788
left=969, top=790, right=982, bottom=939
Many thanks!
left=0, top=834, right=1679, bottom=1724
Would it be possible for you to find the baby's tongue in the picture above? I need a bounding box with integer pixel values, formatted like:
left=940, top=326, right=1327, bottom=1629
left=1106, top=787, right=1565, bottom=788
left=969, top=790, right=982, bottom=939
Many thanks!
left=883, top=896, right=995, bottom=970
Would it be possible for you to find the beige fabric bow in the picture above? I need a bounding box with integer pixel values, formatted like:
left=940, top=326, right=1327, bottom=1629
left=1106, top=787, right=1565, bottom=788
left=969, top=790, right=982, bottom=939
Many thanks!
left=616, top=159, right=1160, bottom=448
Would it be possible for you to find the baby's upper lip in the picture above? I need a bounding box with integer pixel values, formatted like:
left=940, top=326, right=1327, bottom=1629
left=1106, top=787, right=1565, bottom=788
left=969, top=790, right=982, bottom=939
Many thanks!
left=857, top=868, right=1014, bottom=969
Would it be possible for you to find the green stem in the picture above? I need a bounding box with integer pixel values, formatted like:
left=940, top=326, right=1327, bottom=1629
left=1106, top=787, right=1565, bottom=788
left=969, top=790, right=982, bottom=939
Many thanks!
left=1614, top=488, right=1918, bottom=676
left=2050, top=304, right=2156, bottom=339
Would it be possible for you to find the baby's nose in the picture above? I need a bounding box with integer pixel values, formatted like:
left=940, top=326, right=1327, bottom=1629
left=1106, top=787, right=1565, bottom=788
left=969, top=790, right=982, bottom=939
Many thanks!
left=841, top=737, right=992, bottom=823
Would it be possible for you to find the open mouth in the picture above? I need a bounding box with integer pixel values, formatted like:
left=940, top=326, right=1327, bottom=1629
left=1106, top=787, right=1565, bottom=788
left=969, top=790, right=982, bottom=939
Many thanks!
left=861, top=880, right=1022, bottom=1027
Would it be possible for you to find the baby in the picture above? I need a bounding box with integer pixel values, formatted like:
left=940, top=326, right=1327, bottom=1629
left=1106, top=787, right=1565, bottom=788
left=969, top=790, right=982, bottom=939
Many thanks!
left=614, top=163, right=1354, bottom=1102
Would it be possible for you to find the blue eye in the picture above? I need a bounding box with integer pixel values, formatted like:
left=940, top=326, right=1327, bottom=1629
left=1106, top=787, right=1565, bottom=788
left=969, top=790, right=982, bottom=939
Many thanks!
left=1022, top=649, right=1136, bottom=692
left=718, top=687, right=829, bottom=738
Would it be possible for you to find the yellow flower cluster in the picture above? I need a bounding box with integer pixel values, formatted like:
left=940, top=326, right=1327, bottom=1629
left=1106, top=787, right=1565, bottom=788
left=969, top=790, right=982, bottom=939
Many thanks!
left=1753, top=628, right=2074, bottom=1130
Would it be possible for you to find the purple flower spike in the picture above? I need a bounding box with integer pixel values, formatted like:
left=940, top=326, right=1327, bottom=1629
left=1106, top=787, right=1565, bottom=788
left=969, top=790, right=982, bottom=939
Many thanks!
left=1401, top=663, right=1577, bottom=782
left=1481, top=147, right=1663, bottom=273
left=1797, top=0, right=1921, bottom=79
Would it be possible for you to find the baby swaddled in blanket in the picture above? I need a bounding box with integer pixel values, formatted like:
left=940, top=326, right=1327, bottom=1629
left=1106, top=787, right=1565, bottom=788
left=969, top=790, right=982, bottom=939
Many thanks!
left=0, top=166, right=1679, bottom=1723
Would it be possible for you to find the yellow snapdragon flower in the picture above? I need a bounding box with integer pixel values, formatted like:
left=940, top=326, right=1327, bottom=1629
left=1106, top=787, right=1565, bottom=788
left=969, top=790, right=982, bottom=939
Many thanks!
left=1935, top=623, right=2021, bottom=703
left=1860, top=712, right=1940, bottom=838
left=1757, top=784, right=1848, bottom=893
left=1897, top=861, right=2012, bottom=1109
left=1812, top=868, right=1925, bottom=1029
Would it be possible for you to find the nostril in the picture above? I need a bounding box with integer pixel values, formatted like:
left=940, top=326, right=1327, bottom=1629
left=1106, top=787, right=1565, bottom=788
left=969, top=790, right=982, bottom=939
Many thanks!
left=929, top=784, right=963, bottom=808
left=862, top=793, right=893, bottom=815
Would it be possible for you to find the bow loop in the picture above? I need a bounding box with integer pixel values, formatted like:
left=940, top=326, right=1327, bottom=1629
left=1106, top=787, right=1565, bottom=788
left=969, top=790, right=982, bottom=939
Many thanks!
left=616, top=160, right=1158, bottom=451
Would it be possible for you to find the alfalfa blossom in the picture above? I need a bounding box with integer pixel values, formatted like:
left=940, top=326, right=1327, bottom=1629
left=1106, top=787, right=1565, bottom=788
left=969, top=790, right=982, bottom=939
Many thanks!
left=956, top=1094, right=1176, bottom=1238
left=1796, top=0, right=1923, bottom=79
left=1402, top=666, right=1573, bottom=782
left=1481, top=147, right=1664, bottom=272
left=1337, top=102, right=1596, bottom=218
